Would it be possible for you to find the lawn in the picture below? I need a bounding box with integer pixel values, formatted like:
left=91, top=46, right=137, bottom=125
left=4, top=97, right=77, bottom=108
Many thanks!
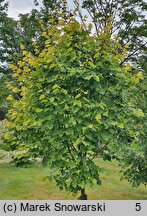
left=0, top=159, right=146, bottom=200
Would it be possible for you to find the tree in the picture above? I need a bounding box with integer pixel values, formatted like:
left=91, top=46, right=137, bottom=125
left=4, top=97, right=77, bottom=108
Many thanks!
left=0, top=0, right=70, bottom=120
left=0, top=0, right=71, bottom=163
left=81, top=0, right=147, bottom=66
left=0, top=0, right=12, bottom=118
left=4, top=5, right=145, bottom=198
left=0, top=0, right=69, bottom=70
left=0, top=0, right=30, bottom=119
left=81, top=0, right=147, bottom=186
left=118, top=61, right=147, bottom=187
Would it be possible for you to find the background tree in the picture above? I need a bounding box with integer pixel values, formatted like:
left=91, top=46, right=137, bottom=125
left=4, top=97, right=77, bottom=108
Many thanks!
left=0, top=0, right=37, bottom=119
left=81, top=0, right=147, bottom=66
left=0, top=0, right=12, bottom=119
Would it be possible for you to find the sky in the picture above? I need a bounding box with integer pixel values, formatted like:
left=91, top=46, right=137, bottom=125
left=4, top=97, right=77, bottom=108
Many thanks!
left=5, top=0, right=147, bottom=20
left=6, top=0, right=76, bottom=19
left=7, top=0, right=43, bottom=19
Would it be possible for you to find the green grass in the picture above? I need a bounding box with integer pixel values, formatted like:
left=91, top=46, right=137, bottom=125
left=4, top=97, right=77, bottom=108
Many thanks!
left=0, top=159, right=146, bottom=200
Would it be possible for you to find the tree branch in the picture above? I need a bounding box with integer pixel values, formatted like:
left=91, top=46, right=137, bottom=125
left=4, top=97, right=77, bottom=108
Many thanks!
left=67, top=143, right=76, bottom=161
left=120, top=41, right=147, bottom=65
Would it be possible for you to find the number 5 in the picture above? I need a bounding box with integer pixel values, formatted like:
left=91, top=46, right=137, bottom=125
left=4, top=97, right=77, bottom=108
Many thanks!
left=135, top=203, right=141, bottom=211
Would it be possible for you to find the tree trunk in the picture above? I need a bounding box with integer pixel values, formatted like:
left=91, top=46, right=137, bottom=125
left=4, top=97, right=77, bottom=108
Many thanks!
left=79, top=188, right=87, bottom=200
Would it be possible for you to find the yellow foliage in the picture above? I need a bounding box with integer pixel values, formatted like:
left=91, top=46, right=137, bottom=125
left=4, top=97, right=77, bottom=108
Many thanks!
left=131, top=71, right=143, bottom=83
left=117, top=122, right=125, bottom=129
left=45, top=39, right=51, bottom=46
left=8, top=109, right=13, bottom=114
left=125, top=64, right=132, bottom=71
left=58, top=19, right=64, bottom=25
left=23, top=66, right=30, bottom=73
left=124, top=44, right=129, bottom=49
left=17, top=76, right=24, bottom=82
left=12, top=87, right=19, bottom=93
left=48, top=28, right=55, bottom=36
left=42, top=32, right=47, bottom=36
left=95, top=114, right=101, bottom=123
left=7, top=83, right=13, bottom=90
left=22, top=50, right=28, bottom=56
left=4, top=119, right=11, bottom=127
left=122, top=67, right=127, bottom=73
left=88, top=23, right=93, bottom=30
left=20, top=86, right=27, bottom=96
left=36, top=108, right=43, bottom=113
left=57, top=38, right=63, bottom=44
left=12, top=73, right=19, bottom=78
left=7, top=95, right=13, bottom=101
left=47, top=58, right=52, bottom=64
left=34, top=48, right=40, bottom=54
left=118, top=54, right=124, bottom=61
left=136, top=71, right=143, bottom=79
left=39, top=94, right=45, bottom=100
left=131, top=76, right=139, bottom=83
left=18, top=61, right=25, bottom=67
left=9, top=64, right=17, bottom=71
left=20, top=44, right=25, bottom=50
left=11, top=111, right=18, bottom=120
left=87, top=124, right=94, bottom=129
left=13, top=101, right=19, bottom=108
left=115, top=41, right=123, bottom=50
left=122, top=48, right=128, bottom=55
left=4, top=133, right=12, bottom=140
left=28, top=58, right=36, bottom=67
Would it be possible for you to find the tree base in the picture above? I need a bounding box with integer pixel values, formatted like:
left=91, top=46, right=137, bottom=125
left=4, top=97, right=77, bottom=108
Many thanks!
left=79, top=194, right=87, bottom=200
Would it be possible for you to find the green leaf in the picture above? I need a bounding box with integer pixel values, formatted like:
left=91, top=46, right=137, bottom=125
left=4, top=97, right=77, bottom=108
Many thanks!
left=117, top=122, right=125, bottom=129
left=75, top=93, right=81, bottom=99
left=88, top=61, right=96, bottom=68
left=84, top=75, right=93, bottom=80
left=50, top=63, right=57, bottom=69
left=94, top=75, right=100, bottom=82
left=95, top=114, right=101, bottom=123
left=74, top=100, right=82, bottom=107
left=39, top=94, right=45, bottom=100
left=36, top=108, right=43, bottom=113
left=94, top=53, right=99, bottom=59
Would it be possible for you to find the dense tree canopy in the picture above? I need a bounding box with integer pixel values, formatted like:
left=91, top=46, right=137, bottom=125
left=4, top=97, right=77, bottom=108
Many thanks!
left=0, top=0, right=146, bottom=119
left=4, top=5, right=146, bottom=197
left=0, top=0, right=146, bottom=199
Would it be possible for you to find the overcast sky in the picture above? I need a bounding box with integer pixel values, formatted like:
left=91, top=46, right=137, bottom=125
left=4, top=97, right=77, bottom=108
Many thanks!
left=5, top=0, right=147, bottom=20
left=7, top=0, right=43, bottom=19
left=6, top=0, right=76, bottom=19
